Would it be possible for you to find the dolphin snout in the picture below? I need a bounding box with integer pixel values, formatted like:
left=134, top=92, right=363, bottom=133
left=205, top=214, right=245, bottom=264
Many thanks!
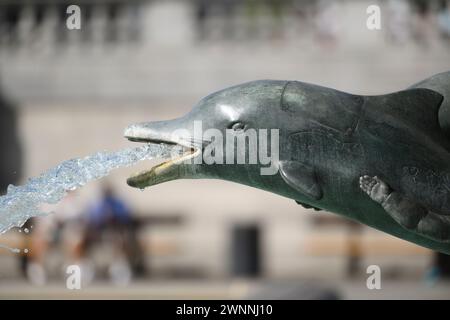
left=124, top=121, right=180, bottom=145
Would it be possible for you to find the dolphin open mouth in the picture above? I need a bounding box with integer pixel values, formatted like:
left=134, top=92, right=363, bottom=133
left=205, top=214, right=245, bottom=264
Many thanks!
left=124, top=124, right=201, bottom=189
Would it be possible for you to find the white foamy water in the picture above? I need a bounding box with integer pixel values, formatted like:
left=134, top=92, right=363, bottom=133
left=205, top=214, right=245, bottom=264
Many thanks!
left=0, top=143, right=180, bottom=235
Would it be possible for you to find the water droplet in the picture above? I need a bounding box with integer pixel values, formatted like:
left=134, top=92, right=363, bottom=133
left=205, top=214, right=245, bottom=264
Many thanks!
left=24, top=249, right=29, bottom=254
left=24, top=228, right=29, bottom=234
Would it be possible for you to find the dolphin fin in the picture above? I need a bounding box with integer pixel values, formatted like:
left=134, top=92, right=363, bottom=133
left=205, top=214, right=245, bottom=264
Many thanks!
left=279, top=160, right=323, bottom=200
left=366, top=88, right=444, bottom=135
left=411, top=71, right=450, bottom=138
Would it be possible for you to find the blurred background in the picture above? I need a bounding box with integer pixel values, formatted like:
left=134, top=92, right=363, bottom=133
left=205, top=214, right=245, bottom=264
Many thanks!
left=1, top=0, right=450, bottom=299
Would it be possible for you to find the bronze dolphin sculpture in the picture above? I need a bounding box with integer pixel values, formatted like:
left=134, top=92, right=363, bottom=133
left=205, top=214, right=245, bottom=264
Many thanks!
left=124, top=71, right=450, bottom=254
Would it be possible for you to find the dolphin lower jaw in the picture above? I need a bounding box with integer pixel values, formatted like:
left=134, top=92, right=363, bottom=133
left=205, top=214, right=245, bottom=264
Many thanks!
left=126, top=146, right=200, bottom=189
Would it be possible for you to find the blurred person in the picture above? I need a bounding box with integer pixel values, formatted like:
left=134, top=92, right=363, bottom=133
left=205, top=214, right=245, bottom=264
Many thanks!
left=25, top=191, right=85, bottom=286
left=0, top=4, right=21, bottom=48
left=86, top=185, right=132, bottom=229
left=425, top=252, right=450, bottom=286
left=244, top=0, right=261, bottom=37
left=194, top=0, right=238, bottom=41
left=410, top=0, right=439, bottom=47
left=433, top=253, right=450, bottom=278
left=219, top=0, right=237, bottom=40
left=346, top=222, right=363, bottom=277
left=291, top=0, right=315, bottom=20
left=194, top=0, right=211, bottom=40
left=244, top=0, right=285, bottom=40
left=386, top=0, right=413, bottom=44
left=265, top=0, right=285, bottom=40
left=313, top=0, right=341, bottom=48
left=82, top=184, right=145, bottom=285
left=437, top=0, right=450, bottom=39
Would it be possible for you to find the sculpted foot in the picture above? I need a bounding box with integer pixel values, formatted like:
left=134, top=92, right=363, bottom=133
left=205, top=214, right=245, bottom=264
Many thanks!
left=359, top=175, right=391, bottom=204
left=359, top=174, right=416, bottom=227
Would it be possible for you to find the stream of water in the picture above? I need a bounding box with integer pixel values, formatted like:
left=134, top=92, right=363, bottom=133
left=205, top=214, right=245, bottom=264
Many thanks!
left=0, top=143, right=179, bottom=238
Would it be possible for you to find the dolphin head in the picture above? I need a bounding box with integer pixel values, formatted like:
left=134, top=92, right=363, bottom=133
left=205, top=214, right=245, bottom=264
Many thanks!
left=124, top=80, right=291, bottom=190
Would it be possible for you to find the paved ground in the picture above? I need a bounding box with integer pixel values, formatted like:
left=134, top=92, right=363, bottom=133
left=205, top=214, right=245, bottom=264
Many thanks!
left=0, top=278, right=449, bottom=300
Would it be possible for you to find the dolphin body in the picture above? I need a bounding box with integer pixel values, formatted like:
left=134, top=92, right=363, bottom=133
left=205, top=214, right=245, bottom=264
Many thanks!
left=124, top=71, right=450, bottom=254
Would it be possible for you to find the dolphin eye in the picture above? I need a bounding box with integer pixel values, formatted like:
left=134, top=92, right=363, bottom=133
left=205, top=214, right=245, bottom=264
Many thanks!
left=229, top=121, right=246, bottom=131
